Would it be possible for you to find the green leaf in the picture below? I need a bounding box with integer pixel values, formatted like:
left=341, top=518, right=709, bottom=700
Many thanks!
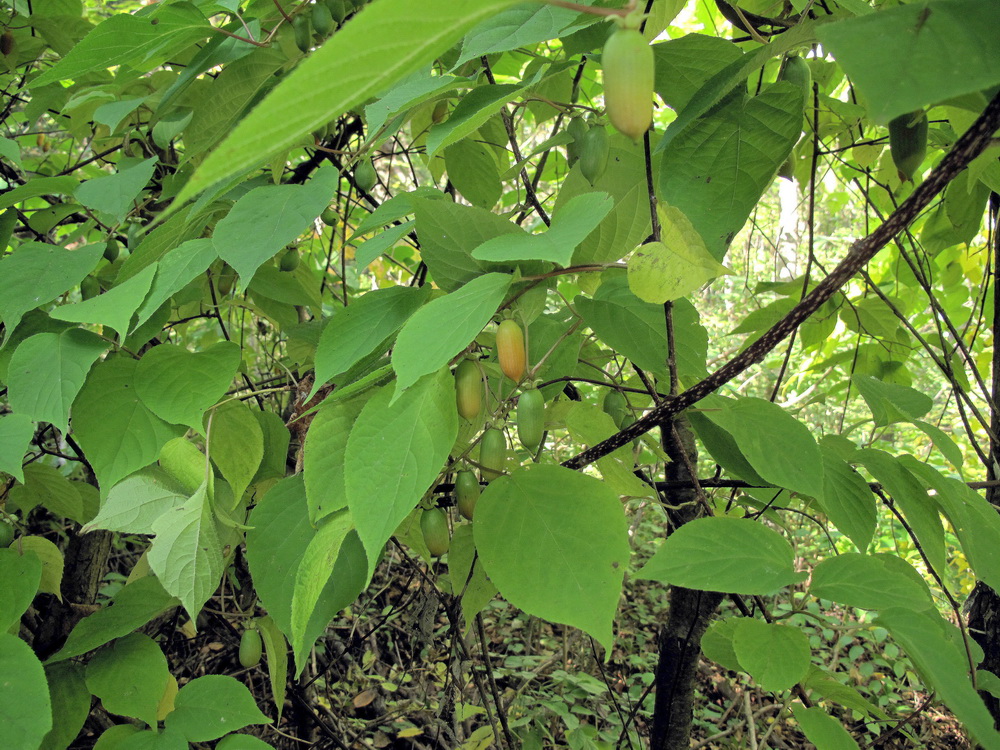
left=563, top=403, right=653, bottom=498
left=554, top=137, right=651, bottom=266
left=854, top=449, right=945, bottom=576
left=133, top=239, right=218, bottom=330
left=810, top=553, right=933, bottom=611
left=72, top=357, right=186, bottom=490
left=474, top=464, right=630, bottom=651
left=652, top=33, right=744, bottom=113
left=212, top=165, right=338, bottom=285
left=801, top=665, right=886, bottom=720
left=114, top=726, right=188, bottom=750
left=207, top=400, right=263, bottom=503
left=636, top=517, right=805, bottom=594
left=175, top=0, right=520, bottom=204
left=19, top=536, right=65, bottom=601
left=83, top=468, right=188, bottom=535
left=134, top=342, right=241, bottom=432
left=355, top=221, right=415, bottom=269
left=86, top=634, right=169, bottom=729
left=255, top=614, right=287, bottom=722
left=701, top=617, right=743, bottom=672
left=817, top=0, right=1000, bottom=123
left=0, top=242, right=102, bottom=334
left=627, top=204, right=730, bottom=304
left=7, top=328, right=107, bottom=432
left=445, top=139, right=501, bottom=209
left=245, top=476, right=367, bottom=675
left=457, top=3, right=587, bottom=65
left=657, top=86, right=804, bottom=259
left=147, top=481, right=224, bottom=620
left=0, top=413, right=33, bottom=483
left=911, top=419, right=963, bottom=471
left=290, top=509, right=353, bottom=664
left=705, top=397, right=824, bottom=498
left=391, top=273, right=510, bottom=397
left=312, top=286, right=429, bottom=399
left=40, top=662, right=90, bottom=750
left=51, top=264, right=158, bottom=339
left=427, top=83, right=523, bottom=156
left=732, top=619, right=811, bottom=692
left=852, top=374, right=932, bottom=427
left=0, top=177, right=80, bottom=213
left=877, top=608, right=1000, bottom=750
left=304, top=394, right=371, bottom=523
left=902, top=458, right=1000, bottom=593
left=448, top=524, right=497, bottom=628
left=164, top=676, right=270, bottom=742
left=75, top=157, right=158, bottom=224
left=818, top=450, right=876, bottom=553
left=8, top=463, right=86, bottom=522
left=791, top=705, right=861, bottom=750
left=346, top=369, right=458, bottom=563
left=0, top=632, right=52, bottom=749
left=0, top=547, right=43, bottom=632
left=473, top=193, right=614, bottom=267
left=31, top=4, right=211, bottom=87
left=47, top=577, right=178, bottom=664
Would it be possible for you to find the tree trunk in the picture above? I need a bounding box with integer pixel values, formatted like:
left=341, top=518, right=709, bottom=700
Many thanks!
left=967, top=191, right=1000, bottom=730
left=650, top=417, right=724, bottom=750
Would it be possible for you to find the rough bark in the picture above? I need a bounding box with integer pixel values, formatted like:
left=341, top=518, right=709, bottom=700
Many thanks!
left=650, top=418, right=723, bottom=750
left=966, top=191, right=1000, bottom=730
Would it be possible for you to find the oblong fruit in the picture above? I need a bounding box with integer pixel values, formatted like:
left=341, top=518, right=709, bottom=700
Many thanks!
left=279, top=248, right=299, bottom=272
left=479, top=427, right=507, bottom=481
left=602, top=389, right=627, bottom=429
left=354, top=158, right=377, bottom=193
left=579, top=125, right=610, bottom=185
left=103, top=238, right=120, bottom=262
left=80, top=276, right=100, bottom=300
left=0, top=522, right=14, bottom=548
left=321, top=207, right=338, bottom=226
left=602, top=27, right=654, bottom=141
left=239, top=628, right=262, bottom=668
left=455, top=358, right=483, bottom=420
left=455, top=470, right=480, bottom=521
left=421, top=508, right=450, bottom=556
left=888, top=110, right=928, bottom=182
left=496, top=319, right=526, bottom=382
left=312, top=2, right=335, bottom=36
left=779, top=55, right=811, bottom=93
left=292, top=15, right=311, bottom=53
left=326, top=0, right=347, bottom=23
left=516, top=387, right=545, bottom=451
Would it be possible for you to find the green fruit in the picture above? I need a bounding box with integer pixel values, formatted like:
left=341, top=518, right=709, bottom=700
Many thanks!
left=354, top=158, right=377, bottom=193
left=217, top=267, right=236, bottom=296
left=431, top=100, right=449, bottom=123
left=579, top=125, right=610, bottom=185
left=496, top=319, right=526, bottom=382
left=620, top=414, right=640, bottom=452
left=80, top=275, right=100, bottom=300
left=312, top=2, right=335, bottom=36
left=455, top=358, right=483, bottom=420
left=455, top=470, right=480, bottom=521
left=421, top=508, right=450, bottom=556
left=602, top=389, right=627, bottom=429
left=321, top=207, right=338, bottom=226
left=602, top=27, right=654, bottom=141
left=0, top=522, right=14, bottom=548
left=103, top=238, right=120, bottom=262
left=777, top=153, right=795, bottom=181
left=567, top=116, right=587, bottom=143
left=516, top=387, right=545, bottom=452
left=239, top=628, right=262, bottom=668
left=326, top=0, right=347, bottom=23
left=888, top=110, right=928, bottom=182
left=279, top=248, right=300, bottom=272
left=293, top=15, right=312, bottom=53
left=479, top=427, right=507, bottom=481
left=779, top=55, right=811, bottom=94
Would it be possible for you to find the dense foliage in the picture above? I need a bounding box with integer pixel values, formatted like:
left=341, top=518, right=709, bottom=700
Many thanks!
left=1, top=0, right=999, bottom=748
